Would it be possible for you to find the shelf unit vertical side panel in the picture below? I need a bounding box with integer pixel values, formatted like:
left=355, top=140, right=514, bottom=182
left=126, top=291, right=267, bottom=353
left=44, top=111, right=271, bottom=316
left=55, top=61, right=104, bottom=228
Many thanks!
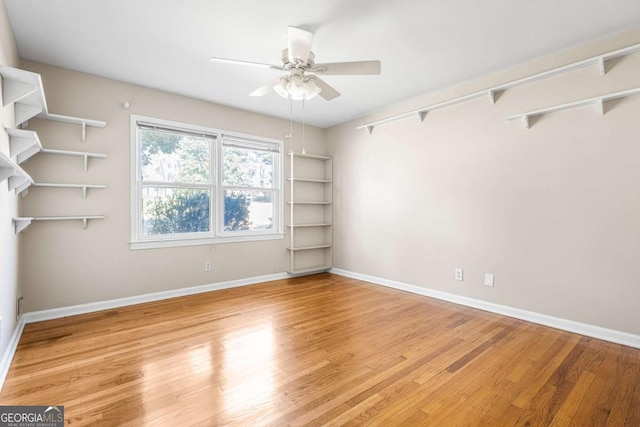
left=325, top=157, right=333, bottom=269
left=289, top=152, right=296, bottom=273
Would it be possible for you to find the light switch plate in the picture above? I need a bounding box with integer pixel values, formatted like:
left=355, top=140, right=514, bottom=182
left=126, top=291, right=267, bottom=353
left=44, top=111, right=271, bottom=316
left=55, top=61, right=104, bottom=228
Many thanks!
left=484, top=273, right=495, bottom=287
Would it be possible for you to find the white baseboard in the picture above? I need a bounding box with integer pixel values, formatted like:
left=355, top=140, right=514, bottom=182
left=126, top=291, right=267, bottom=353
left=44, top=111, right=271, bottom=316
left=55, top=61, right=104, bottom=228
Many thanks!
left=331, top=268, right=640, bottom=349
left=0, top=271, right=289, bottom=391
left=0, top=315, right=25, bottom=393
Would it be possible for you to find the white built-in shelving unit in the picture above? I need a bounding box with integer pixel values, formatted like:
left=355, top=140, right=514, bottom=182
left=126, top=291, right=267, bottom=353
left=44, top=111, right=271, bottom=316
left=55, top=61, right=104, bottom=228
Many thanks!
left=356, top=42, right=640, bottom=133
left=1, top=65, right=108, bottom=233
left=288, top=152, right=333, bottom=275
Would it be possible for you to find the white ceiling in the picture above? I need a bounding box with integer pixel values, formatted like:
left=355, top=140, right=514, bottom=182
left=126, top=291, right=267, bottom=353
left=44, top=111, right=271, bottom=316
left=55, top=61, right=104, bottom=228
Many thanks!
left=4, top=0, right=640, bottom=128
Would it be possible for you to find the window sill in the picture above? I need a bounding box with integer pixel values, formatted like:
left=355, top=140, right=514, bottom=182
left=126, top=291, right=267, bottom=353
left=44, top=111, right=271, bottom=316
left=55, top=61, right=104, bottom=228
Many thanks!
left=130, top=233, right=285, bottom=250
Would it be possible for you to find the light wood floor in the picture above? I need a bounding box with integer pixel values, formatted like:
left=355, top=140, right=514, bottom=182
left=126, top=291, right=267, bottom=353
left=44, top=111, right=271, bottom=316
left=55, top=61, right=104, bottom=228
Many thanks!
left=1, top=273, right=639, bottom=426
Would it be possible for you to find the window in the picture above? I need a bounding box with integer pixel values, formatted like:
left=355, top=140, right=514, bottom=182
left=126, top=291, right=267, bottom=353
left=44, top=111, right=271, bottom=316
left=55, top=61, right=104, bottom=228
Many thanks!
left=130, top=115, right=283, bottom=249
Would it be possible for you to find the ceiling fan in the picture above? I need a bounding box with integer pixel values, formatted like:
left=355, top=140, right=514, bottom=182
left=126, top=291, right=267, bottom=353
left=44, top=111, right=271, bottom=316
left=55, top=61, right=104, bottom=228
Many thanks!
left=210, top=26, right=381, bottom=101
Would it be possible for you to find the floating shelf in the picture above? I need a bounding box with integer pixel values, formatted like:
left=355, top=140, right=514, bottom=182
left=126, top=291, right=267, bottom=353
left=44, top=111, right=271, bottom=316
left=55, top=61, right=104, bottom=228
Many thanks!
left=0, top=151, right=33, bottom=194
left=287, top=244, right=332, bottom=251
left=288, top=265, right=332, bottom=275
left=356, top=42, right=640, bottom=134
left=287, top=178, right=331, bottom=183
left=0, top=66, right=107, bottom=141
left=13, top=215, right=106, bottom=233
left=288, top=152, right=332, bottom=161
left=288, top=201, right=332, bottom=205
left=40, top=148, right=107, bottom=172
left=287, top=223, right=332, bottom=228
left=507, top=87, right=640, bottom=129
left=5, top=128, right=42, bottom=164
left=24, top=182, right=107, bottom=199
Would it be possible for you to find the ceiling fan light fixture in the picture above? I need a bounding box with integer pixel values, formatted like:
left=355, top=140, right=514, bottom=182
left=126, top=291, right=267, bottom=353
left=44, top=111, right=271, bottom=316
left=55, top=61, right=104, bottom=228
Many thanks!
left=273, top=75, right=322, bottom=100
left=274, top=77, right=290, bottom=98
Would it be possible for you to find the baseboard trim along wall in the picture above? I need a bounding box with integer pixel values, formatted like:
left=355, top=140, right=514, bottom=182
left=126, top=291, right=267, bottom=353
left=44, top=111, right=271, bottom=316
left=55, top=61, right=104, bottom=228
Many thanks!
left=0, top=272, right=289, bottom=392
left=0, top=315, right=25, bottom=393
left=331, top=268, right=640, bottom=350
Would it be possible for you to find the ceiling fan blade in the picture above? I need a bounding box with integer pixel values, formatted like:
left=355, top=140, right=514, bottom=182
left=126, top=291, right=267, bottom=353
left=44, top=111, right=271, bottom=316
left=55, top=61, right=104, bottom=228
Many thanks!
left=250, top=77, right=283, bottom=97
left=210, top=57, right=283, bottom=71
left=312, top=77, right=341, bottom=101
left=287, top=26, right=314, bottom=65
left=313, top=60, right=381, bottom=75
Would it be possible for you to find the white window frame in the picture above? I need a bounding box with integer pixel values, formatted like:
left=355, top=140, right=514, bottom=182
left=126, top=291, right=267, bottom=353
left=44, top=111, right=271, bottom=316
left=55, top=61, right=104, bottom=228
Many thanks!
left=130, top=115, right=284, bottom=250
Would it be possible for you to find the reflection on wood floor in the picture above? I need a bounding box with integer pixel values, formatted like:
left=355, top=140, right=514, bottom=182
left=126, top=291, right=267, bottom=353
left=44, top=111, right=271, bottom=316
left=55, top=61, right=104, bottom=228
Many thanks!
left=1, top=273, right=639, bottom=426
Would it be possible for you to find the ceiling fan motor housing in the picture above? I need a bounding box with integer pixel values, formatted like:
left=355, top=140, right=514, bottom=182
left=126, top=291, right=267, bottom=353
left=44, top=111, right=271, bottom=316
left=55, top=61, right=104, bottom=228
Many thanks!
left=281, top=49, right=315, bottom=69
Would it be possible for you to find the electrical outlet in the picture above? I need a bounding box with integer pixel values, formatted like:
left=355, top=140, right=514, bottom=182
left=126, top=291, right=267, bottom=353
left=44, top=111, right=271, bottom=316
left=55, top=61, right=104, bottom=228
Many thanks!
left=484, top=273, right=495, bottom=287
left=455, top=268, right=464, bottom=281
left=204, top=261, right=212, bottom=272
left=16, top=296, right=23, bottom=319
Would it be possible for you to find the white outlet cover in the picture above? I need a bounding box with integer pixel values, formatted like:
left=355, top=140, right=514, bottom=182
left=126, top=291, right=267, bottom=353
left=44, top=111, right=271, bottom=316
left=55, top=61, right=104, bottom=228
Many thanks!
left=455, top=268, right=463, bottom=281
left=484, top=273, right=495, bottom=287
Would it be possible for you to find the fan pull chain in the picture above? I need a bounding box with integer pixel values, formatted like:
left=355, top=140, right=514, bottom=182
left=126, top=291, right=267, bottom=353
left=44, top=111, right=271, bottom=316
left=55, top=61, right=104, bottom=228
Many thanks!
left=302, top=96, right=306, bottom=154
left=289, top=97, right=294, bottom=153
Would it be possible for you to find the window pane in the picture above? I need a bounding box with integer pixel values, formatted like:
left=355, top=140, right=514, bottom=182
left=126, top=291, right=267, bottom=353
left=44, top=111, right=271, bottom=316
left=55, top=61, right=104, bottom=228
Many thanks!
left=142, top=187, right=210, bottom=235
left=223, top=146, right=273, bottom=188
left=140, top=128, right=211, bottom=183
left=224, top=190, right=274, bottom=232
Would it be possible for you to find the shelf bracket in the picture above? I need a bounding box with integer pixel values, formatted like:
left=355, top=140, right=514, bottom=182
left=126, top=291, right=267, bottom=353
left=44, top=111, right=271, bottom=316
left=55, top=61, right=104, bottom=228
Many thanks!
left=20, top=188, right=28, bottom=198
left=82, top=218, right=88, bottom=230
left=83, top=155, right=88, bottom=172
left=0, top=166, right=15, bottom=183
left=8, top=175, right=30, bottom=193
left=2, top=80, right=36, bottom=107
left=15, top=104, right=42, bottom=127
left=417, top=111, right=427, bottom=122
left=13, top=218, right=32, bottom=234
left=522, top=115, right=530, bottom=129
left=597, top=57, right=606, bottom=76
left=365, top=125, right=374, bottom=135
left=487, top=90, right=496, bottom=104
left=81, top=186, right=87, bottom=199
left=81, top=122, right=86, bottom=143
left=597, top=98, right=605, bottom=115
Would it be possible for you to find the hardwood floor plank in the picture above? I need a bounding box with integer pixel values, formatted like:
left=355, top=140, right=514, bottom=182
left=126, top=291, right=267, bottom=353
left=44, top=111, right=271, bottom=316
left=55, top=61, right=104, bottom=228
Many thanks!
left=1, top=273, right=638, bottom=426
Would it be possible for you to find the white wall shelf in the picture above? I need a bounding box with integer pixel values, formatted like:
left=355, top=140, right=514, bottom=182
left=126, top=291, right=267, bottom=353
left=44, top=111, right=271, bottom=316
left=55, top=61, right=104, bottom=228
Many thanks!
left=288, top=178, right=332, bottom=183
left=40, top=148, right=107, bottom=172
left=289, top=152, right=332, bottom=161
left=23, top=182, right=107, bottom=199
left=0, top=66, right=107, bottom=141
left=288, top=201, right=332, bottom=205
left=288, top=151, right=333, bottom=275
left=0, top=151, right=33, bottom=194
left=356, top=42, right=640, bottom=134
left=287, top=244, right=332, bottom=251
left=13, top=215, right=105, bottom=234
left=507, top=87, right=640, bottom=129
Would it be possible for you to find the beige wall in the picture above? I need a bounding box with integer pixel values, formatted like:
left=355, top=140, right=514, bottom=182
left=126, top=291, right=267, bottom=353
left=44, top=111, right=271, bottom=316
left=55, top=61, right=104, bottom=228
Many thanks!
left=18, top=61, right=325, bottom=311
left=327, top=28, right=640, bottom=336
left=0, top=0, right=20, bottom=358
left=9, top=23, right=640, bottom=339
